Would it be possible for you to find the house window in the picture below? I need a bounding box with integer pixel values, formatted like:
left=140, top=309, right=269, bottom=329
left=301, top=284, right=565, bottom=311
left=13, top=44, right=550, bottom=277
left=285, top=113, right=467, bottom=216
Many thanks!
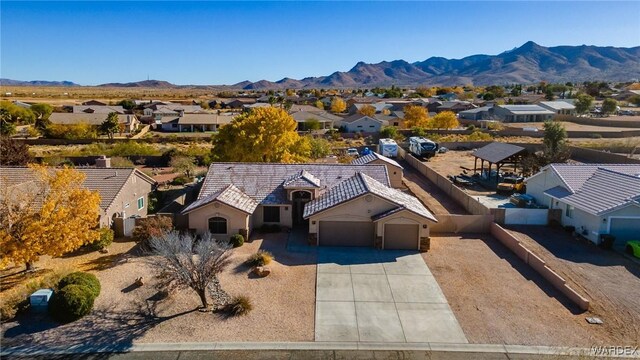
left=208, top=217, right=227, bottom=234
left=137, top=197, right=144, bottom=210
left=369, top=125, right=375, bottom=128
left=357, top=125, right=363, bottom=128
left=263, top=206, right=280, bottom=223
left=566, top=205, right=574, bottom=218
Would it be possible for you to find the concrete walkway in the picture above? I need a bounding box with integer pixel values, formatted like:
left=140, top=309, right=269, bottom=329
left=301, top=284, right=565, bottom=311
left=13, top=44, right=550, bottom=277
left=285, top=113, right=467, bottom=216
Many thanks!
left=315, top=248, right=467, bottom=343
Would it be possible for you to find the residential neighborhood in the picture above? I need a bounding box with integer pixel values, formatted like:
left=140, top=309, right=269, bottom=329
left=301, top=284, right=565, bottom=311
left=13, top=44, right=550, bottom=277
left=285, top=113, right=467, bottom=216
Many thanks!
left=1, top=1, right=640, bottom=359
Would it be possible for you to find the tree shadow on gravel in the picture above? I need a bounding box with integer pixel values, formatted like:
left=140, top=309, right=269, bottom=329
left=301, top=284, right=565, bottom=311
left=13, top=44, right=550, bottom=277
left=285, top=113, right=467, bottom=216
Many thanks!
left=2, top=302, right=197, bottom=355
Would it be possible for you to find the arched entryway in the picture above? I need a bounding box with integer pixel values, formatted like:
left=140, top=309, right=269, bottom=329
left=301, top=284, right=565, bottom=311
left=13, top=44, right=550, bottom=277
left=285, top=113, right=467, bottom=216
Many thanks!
left=291, top=191, right=312, bottom=226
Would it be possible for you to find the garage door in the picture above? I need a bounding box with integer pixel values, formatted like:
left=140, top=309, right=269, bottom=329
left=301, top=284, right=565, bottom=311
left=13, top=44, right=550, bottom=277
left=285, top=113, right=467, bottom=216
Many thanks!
left=610, top=218, right=639, bottom=246
left=319, top=221, right=374, bottom=247
left=384, top=224, right=419, bottom=250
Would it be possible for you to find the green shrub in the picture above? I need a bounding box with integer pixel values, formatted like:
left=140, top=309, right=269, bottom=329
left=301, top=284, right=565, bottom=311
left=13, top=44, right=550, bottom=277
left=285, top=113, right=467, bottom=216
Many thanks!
left=589, top=133, right=603, bottom=139
left=245, top=250, right=273, bottom=267
left=466, top=124, right=476, bottom=131
left=58, top=272, right=101, bottom=298
left=172, top=175, right=190, bottom=185
left=226, top=295, right=252, bottom=316
left=0, top=269, right=71, bottom=321
left=89, top=228, right=114, bottom=251
left=229, top=234, right=244, bottom=248
left=49, top=284, right=95, bottom=322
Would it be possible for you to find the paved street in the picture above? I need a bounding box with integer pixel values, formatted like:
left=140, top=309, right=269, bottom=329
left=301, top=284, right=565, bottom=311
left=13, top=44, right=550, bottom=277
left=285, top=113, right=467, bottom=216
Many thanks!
left=315, top=248, right=467, bottom=343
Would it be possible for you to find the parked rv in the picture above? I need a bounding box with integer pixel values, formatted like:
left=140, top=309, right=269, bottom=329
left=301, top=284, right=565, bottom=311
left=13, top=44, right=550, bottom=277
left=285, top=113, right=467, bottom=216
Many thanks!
left=408, top=136, right=439, bottom=159
left=378, top=138, right=398, bottom=157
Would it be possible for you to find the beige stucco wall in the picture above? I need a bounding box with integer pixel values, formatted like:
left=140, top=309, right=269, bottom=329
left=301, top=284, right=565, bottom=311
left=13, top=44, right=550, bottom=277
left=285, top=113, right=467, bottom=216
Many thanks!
left=345, top=117, right=382, bottom=133
left=369, top=159, right=402, bottom=188
left=308, top=195, right=396, bottom=234
left=252, top=204, right=293, bottom=229
left=102, top=172, right=154, bottom=227
left=187, top=201, right=250, bottom=242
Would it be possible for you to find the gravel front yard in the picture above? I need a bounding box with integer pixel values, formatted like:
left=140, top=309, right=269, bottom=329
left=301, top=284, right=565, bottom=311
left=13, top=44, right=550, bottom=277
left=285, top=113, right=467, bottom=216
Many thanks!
left=423, top=235, right=618, bottom=346
left=2, top=232, right=317, bottom=349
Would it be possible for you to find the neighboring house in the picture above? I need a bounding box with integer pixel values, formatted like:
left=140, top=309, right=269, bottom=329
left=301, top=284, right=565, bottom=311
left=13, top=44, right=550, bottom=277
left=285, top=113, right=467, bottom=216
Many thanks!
left=159, top=113, right=234, bottom=132
left=0, top=159, right=157, bottom=231
left=458, top=106, right=494, bottom=121
left=339, top=114, right=387, bottom=133
left=352, top=152, right=404, bottom=188
left=436, top=101, right=476, bottom=113
left=143, top=103, right=203, bottom=116
left=49, top=113, right=140, bottom=133
left=290, top=110, right=341, bottom=130
left=224, top=99, right=256, bottom=109
left=538, top=101, right=576, bottom=115
left=525, top=164, right=640, bottom=246
left=73, top=105, right=125, bottom=114
left=181, top=163, right=436, bottom=250
left=493, top=105, right=555, bottom=122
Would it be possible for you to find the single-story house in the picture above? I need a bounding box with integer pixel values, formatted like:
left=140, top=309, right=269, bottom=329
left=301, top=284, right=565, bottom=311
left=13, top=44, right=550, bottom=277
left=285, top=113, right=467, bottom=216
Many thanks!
left=73, top=105, right=125, bottom=114
left=143, top=103, right=203, bottom=117
left=339, top=114, right=387, bottom=133
left=49, top=113, right=140, bottom=133
left=0, top=158, right=156, bottom=232
left=181, top=163, right=436, bottom=250
left=159, top=113, right=234, bottom=132
left=290, top=110, right=341, bottom=130
left=458, top=106, right=494, bottom=121
left=352, top=152, right=403, bottom=188
left=493, top=104, right=555, bottom=122
left=538, top=101, right=576, bottom=115
left=436, top=101, right=476, bottom=114
left=526, top=164, right=640, bottom=246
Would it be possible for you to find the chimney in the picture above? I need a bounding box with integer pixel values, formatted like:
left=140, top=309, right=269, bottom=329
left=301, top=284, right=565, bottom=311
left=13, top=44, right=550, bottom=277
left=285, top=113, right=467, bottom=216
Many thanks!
left=96, top=155, right=111, bottom=168
left=178, top=109, right=185, bottom=117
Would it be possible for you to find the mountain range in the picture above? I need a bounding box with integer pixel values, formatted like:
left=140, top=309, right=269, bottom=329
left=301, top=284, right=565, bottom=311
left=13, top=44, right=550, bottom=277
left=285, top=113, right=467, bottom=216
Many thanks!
left=2, top=42, right=639, bottom=89
left=0, top=79, right=79, bottom=87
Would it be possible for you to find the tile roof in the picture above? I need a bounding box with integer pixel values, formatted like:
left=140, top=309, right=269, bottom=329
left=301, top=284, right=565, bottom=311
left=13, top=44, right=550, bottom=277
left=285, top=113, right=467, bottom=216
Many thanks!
left=0, top=167, right=155, bottom=211
left=472, top=142, right=527, bottom=164
left=290, top=110, right=341, bottom=122
left=283, top=170, right=322, bottom=188
left=341, top=114, right=384, bottom=124
left=197, top=163, right=390, bottom=206
left=548, top=163, right=640, bottom=192
left=72, top=105, right=125, bottom=114
left=543, top=185, right=572, bottom=199
left=181, top=184, right=259, bottom=214
left=351, top=152, right=403, bottom=169
left=303, top=172, right=436, bottom=221
left=561, top=168, right=640, bottom=215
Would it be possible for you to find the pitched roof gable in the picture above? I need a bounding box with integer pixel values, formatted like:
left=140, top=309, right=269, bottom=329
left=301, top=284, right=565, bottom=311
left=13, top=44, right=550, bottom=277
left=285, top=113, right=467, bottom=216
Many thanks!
left=283, top=170, right=322, bottom=188
left=352, top=152, right=403, bottom=169
left=561, top=168, right=640, bottom=215
left=181, top=184, right=258, bottom=214
left=198, top=163, right=390, bottom=206
left=303, top=172, right=436, bottom=221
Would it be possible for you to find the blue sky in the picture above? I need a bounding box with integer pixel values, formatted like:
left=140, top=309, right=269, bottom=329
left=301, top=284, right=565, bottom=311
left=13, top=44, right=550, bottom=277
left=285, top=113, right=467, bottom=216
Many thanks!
left=1, top=1, right=639, bottom=85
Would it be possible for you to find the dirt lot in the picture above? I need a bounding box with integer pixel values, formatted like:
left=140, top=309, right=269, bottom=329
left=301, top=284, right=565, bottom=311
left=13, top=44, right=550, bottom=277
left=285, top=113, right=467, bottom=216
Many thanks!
left=401, top=159, right=467, bottom=215
left=507, top=225, right=640, bottom=345
left=423, top=235, right=621, bottom=346
left=1, top=232, right=317, bottom=349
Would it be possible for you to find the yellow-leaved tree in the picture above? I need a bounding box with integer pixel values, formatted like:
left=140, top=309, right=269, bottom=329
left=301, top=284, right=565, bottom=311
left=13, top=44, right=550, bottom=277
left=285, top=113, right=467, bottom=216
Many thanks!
left=0, top=165, right=101, bottom=270
left=431, top=111, right=459, bottom=129
left=211, top=106, right=310, bottom=163
left=358, top=104, right=376, bottom=117
left=403, top=105, right=430, bottom=128
left=330, top=97, right=347, bottom=113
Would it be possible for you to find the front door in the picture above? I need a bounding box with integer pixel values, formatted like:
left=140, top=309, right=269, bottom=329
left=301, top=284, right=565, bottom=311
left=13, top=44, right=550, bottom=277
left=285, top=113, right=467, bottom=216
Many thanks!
left=292, top=191, right=312, bottom=225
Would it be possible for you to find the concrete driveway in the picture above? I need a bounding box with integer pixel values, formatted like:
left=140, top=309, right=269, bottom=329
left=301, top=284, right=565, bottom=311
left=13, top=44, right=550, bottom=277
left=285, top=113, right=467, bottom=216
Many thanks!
left=315, top=248, right=467, bottom=343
